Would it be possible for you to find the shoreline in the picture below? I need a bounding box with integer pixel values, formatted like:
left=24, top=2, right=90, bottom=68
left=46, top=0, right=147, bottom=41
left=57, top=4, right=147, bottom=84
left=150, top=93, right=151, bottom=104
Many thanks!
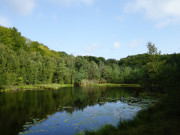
left=83, top=86, right=180, bottom=135
left=93, top=83, right=141, bottom=87
left=1, top=84, right=73, bottom=92
left=1, top=83, right=141, bottom=92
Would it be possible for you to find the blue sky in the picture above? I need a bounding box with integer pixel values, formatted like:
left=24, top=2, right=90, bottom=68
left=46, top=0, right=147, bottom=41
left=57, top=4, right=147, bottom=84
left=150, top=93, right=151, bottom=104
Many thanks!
left=0, top=0, right=180, bottom=59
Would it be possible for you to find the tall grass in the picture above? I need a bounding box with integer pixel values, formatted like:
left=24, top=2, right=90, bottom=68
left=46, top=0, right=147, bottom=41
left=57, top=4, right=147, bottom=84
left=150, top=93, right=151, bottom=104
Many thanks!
left=81, top=79, right=98, bottom=87
left=2, top=84, right=73, bottom=92
left=94, top=83, right=141, bottom=87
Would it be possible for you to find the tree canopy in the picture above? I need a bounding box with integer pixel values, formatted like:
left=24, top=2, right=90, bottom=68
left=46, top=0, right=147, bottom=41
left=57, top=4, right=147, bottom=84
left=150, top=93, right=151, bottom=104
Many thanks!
left=0, top=26, right=179, bottom=90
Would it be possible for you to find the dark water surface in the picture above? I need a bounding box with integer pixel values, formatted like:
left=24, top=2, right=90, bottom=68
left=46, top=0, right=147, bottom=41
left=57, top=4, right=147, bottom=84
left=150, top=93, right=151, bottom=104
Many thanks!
left=0, top=87, right=155, bottom=135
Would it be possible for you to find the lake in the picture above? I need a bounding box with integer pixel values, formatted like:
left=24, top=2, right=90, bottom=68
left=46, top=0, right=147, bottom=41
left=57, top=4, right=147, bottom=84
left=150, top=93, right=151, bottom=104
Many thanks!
left=0, top=87, right=155, bottom=135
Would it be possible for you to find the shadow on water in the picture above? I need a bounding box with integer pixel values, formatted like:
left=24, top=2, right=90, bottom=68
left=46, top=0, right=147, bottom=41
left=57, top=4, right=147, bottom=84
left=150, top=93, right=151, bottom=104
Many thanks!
left=0, top=87, right=155, bottom=135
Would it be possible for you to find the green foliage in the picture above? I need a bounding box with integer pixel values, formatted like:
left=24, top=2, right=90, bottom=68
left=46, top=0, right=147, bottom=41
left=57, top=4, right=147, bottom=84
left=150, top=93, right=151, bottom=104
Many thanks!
left=0, top=26, right=179, bottom=91
left=88, top=61, right=100, bottom=80
left=0, top=26, right=180, bottom=135
left=147, top=41, right=158, bottom=55
left=111, top=64, right=120, bottom=83
left=84, top=86, right=180, bottom=135
left=0, top=43, right=19, bottom=88
left=85, top=125, right=117, bottom=135
left=101, top=65, right=112, bottom=82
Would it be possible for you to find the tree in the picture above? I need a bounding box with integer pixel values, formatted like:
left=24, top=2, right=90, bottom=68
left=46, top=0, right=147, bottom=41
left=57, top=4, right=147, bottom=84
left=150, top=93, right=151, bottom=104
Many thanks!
left=111, top=64, right=120, bottom=83
left=120, top=67, right=132, bottom=83
left=88, top=61, right=100, bottom=80
left=147, top=42, right=160, bottom=55
left=53, top=59, right=66, bottom=84
left=101, top=65, right=112, bottom=82
left=143, top=42, right=165, bottom=89
left=64, top=55, right=75, bottom=84
left=0, top=44, right=20, bottom=88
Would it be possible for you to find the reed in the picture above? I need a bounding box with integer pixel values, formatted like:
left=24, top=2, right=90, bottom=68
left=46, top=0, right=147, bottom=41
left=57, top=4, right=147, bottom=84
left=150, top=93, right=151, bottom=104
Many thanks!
left=81, top=79, right=98, bottom=87
left=2, top=84, right=73, bottom=92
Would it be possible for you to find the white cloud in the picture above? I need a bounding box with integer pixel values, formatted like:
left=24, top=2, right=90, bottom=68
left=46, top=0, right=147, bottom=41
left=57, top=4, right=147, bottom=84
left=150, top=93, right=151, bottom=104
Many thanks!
left=124, top=0, right=180, bottom=27
left=3, top=0, right=36, bottom=16
left=0, top=15, right=10, bottom=27
left=129, top=38, right=143, bottom=48
left=155, top=18, right=180, bottom=28
left=113, top=42, right=121, bottom=50
left=47, top=0, right=93, bottom=7
left=83, top=43, right=100, bottom=53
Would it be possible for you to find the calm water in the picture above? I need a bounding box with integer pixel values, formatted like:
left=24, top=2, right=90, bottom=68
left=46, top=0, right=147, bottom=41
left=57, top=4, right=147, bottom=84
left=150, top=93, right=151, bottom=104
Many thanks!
left=0, top=87, right=155, bottom=135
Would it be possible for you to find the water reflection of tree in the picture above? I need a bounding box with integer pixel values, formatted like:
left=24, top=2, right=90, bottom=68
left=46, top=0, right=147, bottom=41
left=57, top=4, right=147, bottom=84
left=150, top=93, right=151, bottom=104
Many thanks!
left=0, top=87, right=136, bottom=135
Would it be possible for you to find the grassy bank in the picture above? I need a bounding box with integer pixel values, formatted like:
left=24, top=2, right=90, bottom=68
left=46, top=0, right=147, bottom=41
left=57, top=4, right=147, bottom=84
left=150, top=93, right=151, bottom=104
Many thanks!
left=93, top=83, right=141, bottom=88
left=1, top=83, right=141, bottom=92
left=82, top=86, right=180, bottom=135
left=80, top=80, right=141, bottom=88
left=2, top=84, right=73, bottom=92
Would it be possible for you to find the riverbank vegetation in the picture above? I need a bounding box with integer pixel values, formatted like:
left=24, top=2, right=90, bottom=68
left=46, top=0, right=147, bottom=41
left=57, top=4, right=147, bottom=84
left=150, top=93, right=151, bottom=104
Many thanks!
left=0, top=26, right=179, bottom=91
left=83, top=85, right=180, bottom=135
left=2, top=84, right=73, bottom=92
left=94, top=83, right=141, bottom=88
left=0, top=26, right=180, bottom=134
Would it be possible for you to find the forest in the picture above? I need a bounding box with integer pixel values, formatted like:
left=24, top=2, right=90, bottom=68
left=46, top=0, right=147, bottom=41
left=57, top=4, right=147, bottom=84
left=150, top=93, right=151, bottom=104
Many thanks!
left=0, top=26, right=180, bottom=135
left=0, top=25, right=179, bottom=90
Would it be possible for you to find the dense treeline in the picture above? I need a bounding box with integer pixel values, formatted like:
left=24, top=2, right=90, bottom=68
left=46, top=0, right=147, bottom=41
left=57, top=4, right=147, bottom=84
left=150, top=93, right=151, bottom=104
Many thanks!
left=0, top=26, right=180, bottom=90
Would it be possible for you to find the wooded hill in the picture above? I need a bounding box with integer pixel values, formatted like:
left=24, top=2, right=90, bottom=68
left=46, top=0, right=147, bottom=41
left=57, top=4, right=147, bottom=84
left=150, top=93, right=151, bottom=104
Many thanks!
left=0, top=26, right=179, bottom=90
